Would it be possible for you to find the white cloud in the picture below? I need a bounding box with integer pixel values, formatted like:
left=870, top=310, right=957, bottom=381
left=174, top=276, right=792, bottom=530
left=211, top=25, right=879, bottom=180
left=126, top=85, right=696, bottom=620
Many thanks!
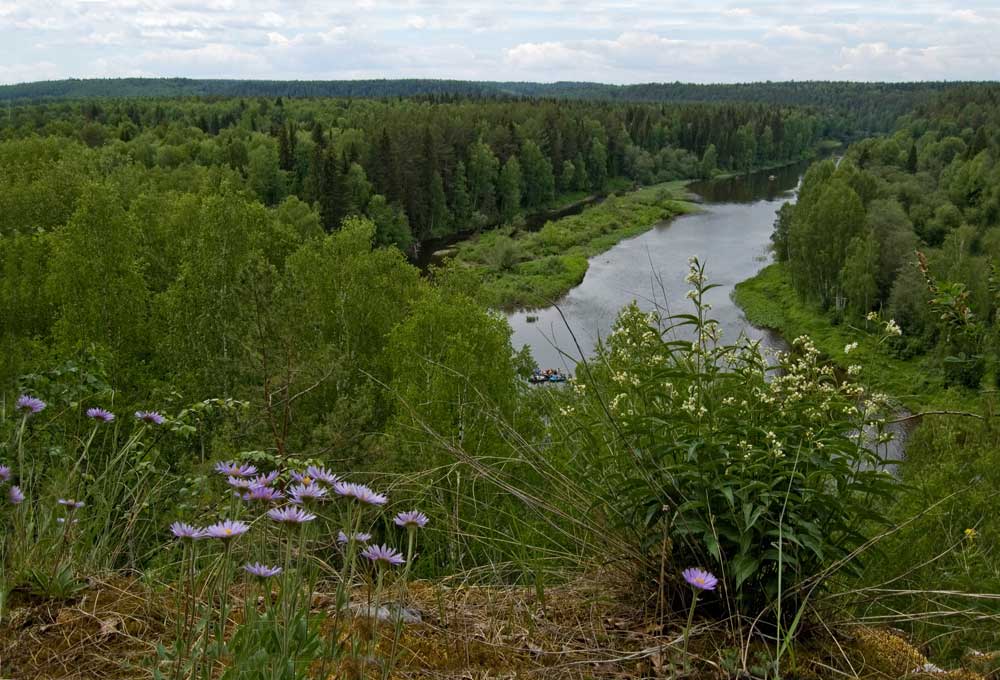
left=765, top=25, right=836, bottom=44
left=1, top=1, right=998, bottom=84
left=505, top=41, right=599, bottom=70
left=0, top=60, right=62, bottom=84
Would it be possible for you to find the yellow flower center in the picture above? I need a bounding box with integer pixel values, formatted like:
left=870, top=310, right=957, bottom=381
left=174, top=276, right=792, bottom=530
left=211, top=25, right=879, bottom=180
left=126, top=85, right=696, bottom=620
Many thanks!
left=224, top=528, right=233, bottom=536
left=303, top=477, right=312, bottom=485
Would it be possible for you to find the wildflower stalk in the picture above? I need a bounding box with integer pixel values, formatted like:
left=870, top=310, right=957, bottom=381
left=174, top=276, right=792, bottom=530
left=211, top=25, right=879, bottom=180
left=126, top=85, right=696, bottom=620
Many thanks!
left=68, top=423, right=100, bottom=483
left=385, top=527, right=417, bottom=680
left=362, top=565, right=386, bottom=680
left=16, top=415, right=28, bottom=498
left=322, top=501, right=358, bottom=680
left=683, top=589, right=699, bottom=661
left=277, top=525, right=296, bottom=679
left=681, top=568, right=716, bottom=671
left=333, top=500, right=362, bottom=627
left=216, top=540, right=234, bottom=650
left=173, top=540, right=190, bottom=680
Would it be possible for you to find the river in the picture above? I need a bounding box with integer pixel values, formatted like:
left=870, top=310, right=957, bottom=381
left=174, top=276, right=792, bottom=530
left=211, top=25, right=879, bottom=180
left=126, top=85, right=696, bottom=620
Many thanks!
left=506, top=161, right=808, bottom=371
left=505, top=160, right=911, bottom=467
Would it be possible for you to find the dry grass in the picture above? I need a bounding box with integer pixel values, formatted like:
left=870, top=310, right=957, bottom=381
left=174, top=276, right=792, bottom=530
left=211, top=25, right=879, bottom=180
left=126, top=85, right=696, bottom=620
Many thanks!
left=1, top=576, right=169, bottom=680
left=1, top=574, right=993, bottom=679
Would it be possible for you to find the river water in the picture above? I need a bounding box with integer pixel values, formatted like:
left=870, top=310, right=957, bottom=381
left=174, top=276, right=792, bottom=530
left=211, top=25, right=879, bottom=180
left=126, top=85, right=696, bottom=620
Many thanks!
left=506, top=161, right=808, bottom=371
left=505, top=161, right=912, bottom=467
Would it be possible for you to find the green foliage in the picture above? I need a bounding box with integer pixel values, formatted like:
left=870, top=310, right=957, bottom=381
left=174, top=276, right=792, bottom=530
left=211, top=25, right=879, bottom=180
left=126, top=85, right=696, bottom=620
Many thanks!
left=498, top=155, right=523, bottom=223
left=519, top=139, right=555, bottom=207
left=539, top=261, right=897, bottom=620
left=700, top=143, right=718, bottom=179
left=47, top=184, right=150, bottom=378
left=587, top=139, right=609, bottom=191
left=840, top=229, right=880, bottom=313
left=386, top=284, right=520, bottom=469
left=789, top=176, right=866, bottom=307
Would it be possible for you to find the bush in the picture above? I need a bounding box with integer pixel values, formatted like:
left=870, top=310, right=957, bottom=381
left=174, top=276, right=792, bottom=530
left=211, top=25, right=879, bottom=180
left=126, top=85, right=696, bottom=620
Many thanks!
left=542, top=259, right=898, bottom=621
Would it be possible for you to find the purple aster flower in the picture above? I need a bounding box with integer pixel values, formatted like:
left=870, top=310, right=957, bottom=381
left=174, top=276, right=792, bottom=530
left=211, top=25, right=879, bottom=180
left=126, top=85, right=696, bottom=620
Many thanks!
left=289, top=470, right=316, bottom=485
left=333, top=482, right=388, bottom=506
left=16, top=395, right=46, bottom=415
left=203, top=520, right=250, bottom=540
left=352, top=484, right=388, bottom=507
left=214, top=461, right=258, bottom=477
left=337, top=531, right=373, bottom=545
left=394, top=510, right=429, bottom=530
left=8, top=485, right=24, bottom=505
left=289, top=483, right=328, bottom=504
left=266, top=506, right=316, bottom=525
left=361, top=544, right=405, bottom=567
left=170, top=522, right=204, bottom=540
left=57, top=498, right=85, bottom=510
left=244, top=562, right=283, bottom=579
left=305, top=465, right=339, bottom=486
left=0, top=465, right=10, bottom=482
left=242, top=485, right=284, bottom=504
left=227, top=476, right=255, bottom=489
left=251, top=471, right=280, bottom=486
left=682, top=568, right=718, bottom=591
left=135, top=410, right=165, bottom=425
left=86, top=407, right=115, bottom=423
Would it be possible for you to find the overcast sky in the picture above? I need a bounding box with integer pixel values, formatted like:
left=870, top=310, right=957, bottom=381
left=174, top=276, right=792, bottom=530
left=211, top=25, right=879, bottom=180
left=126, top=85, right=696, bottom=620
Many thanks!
left=2, top=1, right=999, bottom=86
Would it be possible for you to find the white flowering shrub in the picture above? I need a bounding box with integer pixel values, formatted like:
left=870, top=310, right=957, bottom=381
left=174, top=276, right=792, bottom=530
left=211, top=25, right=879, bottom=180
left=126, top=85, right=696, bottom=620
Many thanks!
left=553, top=259, right=898, bottom=618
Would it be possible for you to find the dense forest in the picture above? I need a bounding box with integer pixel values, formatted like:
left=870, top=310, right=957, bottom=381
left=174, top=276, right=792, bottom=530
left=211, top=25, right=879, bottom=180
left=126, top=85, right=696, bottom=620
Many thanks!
left=2, top=81, right=999, bottom=678
left=0, top=95, right=823, bottom=253
left=1, top=78, right=975, bottom=134
left=770, top=84, right=1000, bottom=388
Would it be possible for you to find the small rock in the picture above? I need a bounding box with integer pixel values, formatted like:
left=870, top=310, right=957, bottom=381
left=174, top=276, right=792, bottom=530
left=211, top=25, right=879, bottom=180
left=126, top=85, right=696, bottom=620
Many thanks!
left=349, top=602, right=422, bottom=624
left=910, top=662, right=946, bottom=674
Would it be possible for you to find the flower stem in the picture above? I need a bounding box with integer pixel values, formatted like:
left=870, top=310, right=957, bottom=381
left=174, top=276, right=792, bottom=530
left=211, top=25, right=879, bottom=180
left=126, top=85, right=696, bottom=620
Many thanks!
left=683, top=590, right=699, bottom=665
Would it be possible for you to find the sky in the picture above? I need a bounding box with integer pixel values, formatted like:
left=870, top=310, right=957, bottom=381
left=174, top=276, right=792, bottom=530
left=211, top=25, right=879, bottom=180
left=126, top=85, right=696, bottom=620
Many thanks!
left=2, top=1, right=1000, bottom=86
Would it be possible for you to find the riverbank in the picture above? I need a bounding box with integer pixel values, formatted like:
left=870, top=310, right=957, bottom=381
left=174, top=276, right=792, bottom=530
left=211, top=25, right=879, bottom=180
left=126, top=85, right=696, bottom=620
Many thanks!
left=734, top=262, right=980, bottom=411
left=452, top=180, right=698, bottom=309
left=735, top=266, right=999, bottom=664
left=414, top=178, right=632, bottom=270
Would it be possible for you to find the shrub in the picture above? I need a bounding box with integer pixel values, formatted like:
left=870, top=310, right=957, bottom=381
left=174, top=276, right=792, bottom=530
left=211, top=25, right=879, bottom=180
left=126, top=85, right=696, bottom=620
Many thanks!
left=544, top=259, right=898, bottom=621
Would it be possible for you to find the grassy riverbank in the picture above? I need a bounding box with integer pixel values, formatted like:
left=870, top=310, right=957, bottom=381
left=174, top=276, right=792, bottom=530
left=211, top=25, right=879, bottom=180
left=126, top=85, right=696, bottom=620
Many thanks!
left=734, top=262, right=980, bottom=411
left=736, top=262, right=1000, bottom=663
left=452, top=180, right=697, bottom=309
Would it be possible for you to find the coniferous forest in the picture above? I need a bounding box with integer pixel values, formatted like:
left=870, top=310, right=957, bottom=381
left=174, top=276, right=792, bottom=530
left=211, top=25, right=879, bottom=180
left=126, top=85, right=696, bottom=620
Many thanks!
left=1, top=78, right=999, bottom=679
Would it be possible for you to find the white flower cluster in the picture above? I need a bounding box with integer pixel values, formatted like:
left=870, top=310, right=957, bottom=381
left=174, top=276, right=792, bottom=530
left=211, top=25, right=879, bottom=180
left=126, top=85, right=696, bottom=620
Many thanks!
left=681, top=385, right=707, bottom=419
left=765, top=429, right=785, bottom=458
